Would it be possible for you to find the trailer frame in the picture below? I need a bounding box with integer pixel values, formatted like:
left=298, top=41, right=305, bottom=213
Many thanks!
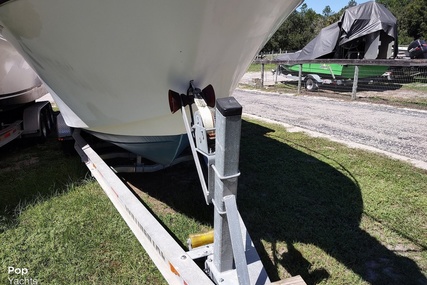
left=0, top=100, right=55, bottom=147
left=70, top=84, right=306, bottom=285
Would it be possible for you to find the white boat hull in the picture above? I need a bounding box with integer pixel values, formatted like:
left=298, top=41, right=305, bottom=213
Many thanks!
left=0, top=0, right=301, bottom=163
left=0, top=35, right=45, bottom=108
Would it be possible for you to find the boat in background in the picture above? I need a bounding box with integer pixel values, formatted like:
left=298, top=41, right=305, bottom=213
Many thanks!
left=0, top=35, right=55, bottom=148
left=0, top=0, right=302, bottom=165
left=277, top=2, right=396, bottom=80
left=281, top=63, right=389, bottom=79
left=0, top=35, right=45, bottom=110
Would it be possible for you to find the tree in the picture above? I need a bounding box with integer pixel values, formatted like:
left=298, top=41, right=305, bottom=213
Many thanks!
left=377, top=0, right=420, bottom=44
left=262, top=0, right=422, bottom=52
left=347, top=0, right=357, bottom=8
left=322, top=6, right=333, bottom=17
left=402, top=0, right=427, bottom=40
left=299, top=3, right=308, bottom=14
left=261, top=8, right=322, bottom=53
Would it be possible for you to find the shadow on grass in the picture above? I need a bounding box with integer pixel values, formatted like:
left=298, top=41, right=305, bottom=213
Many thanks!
left=120, top=158, right=214, bottom=226
left=0, top=138, right=87, bottom=232
left=238, top=121, right=426, bottom=285
left=122, top=120, right=426, bottom=285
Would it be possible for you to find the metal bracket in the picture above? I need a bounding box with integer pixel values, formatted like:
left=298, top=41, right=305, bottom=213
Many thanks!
left=224, top=195, right=250, bottom=285
left=180, top=104, right=213, bottom=204
left=211, top=165, right=240, bottom=180
left=172, top=83, right=270, bottom=284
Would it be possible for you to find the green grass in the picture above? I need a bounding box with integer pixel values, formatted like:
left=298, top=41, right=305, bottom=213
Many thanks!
left=0, top=139, right=166, bottom=284
left=0, top=140, right=86, bottom=231
left=1, top=119, right=426, bottom=284
left=238, top=118, right=427, bottom=284
left=0, top=180, right=164, bottom=284
left=239, top=82, right=299, bottom=94
left=358, top=95, right=427, bottom=109
left=247, top=63, right=278, bottom=73
left=403, top=83, right=427, bottom=93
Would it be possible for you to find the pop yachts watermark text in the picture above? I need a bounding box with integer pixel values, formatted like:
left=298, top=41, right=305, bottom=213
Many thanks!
left=7, top=267, right=38, bottom=284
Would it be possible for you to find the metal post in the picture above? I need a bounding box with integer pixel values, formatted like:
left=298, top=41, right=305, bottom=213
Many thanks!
left=351, top=65, right=359, bottom=100
left=224, top=195, right=250, bottom=285
left=297, top=64, right=302, bottom=94
left=212, top=97, right=242, bottom=273
left=261, top=63, right=265, bottom=88
left=275, top=64, right=278, bottom=84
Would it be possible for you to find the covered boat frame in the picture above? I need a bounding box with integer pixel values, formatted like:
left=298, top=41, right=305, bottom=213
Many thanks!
left=275, top=1, right=398, bottom=89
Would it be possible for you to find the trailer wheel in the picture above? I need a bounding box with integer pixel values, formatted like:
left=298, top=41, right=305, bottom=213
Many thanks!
left=43, top=109, right=52, bottom=134
left=38, top=114, right=48, bottom=142
left=305, top=78, right=318, bottom=91
left=46, top=105, right=55, bottom=133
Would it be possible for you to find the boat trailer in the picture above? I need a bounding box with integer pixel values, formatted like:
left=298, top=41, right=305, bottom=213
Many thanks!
left=72, top=81, right=306, bottom=285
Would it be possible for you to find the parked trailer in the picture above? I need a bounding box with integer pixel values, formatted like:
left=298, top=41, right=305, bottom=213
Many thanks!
left=0, top=35, right=54, bottom=147
left=279, top=72, right=347, bottom=92
left=0, top=100, right=55, bottom=147
left=257, top=58, right=427, bottom=99
left=67, top=86, right=307, bottom=285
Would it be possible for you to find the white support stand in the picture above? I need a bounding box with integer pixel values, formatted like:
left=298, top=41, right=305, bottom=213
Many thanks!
left=182, top=96, right=270, bottom=284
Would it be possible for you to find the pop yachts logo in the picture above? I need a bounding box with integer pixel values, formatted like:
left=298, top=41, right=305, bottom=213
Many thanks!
left=7, top=267, right=38, bottom=284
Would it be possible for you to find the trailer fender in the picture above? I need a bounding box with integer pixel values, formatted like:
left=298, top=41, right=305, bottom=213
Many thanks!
left=56, top=112, right=73, bottom=140
left=306, top=74, right=322, bottom=83
left=22, top=101, right=54, bottom=138
left=305, top=74, right=321, bottom=91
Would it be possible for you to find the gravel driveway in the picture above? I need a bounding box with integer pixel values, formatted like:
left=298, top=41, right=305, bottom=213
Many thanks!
left=233, top=89, right=427, bottom=170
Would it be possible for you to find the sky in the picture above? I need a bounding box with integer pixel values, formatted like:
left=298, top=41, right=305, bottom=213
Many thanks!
left=300, top=0, right=371, bottom=14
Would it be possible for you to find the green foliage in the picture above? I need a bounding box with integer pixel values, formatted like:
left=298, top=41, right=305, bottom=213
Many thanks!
left=322, top=6, right=333, bottom=17
left=377, top=0, right=426, bottom=43
left=262, top=9, right=322, bottom=52
left=402, top=0, right=427, bottom=40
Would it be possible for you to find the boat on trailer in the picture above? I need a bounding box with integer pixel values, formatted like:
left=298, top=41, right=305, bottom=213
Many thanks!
left=0, top=0, right=302, bottom=165
left=0, top=0, right=305, bottom=285
left=277, top=2, right=397, bottom=82
left=0, top=35, right=55, bottom=148
left=0, top=35, right=45, bottom=109
left=0, top=1, right=308, bottom=284
left=281, top=63, right=389, bottom=80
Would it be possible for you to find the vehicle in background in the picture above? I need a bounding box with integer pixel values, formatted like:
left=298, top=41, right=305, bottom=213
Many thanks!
left=0, top=35, right=54, bottom=147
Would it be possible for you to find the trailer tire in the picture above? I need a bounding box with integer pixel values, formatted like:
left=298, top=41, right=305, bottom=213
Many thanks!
left=47, top=106, right=55, bottom=133
left=38, top=114, right=48, bottom=143
left=43, top=110, right=52, bottom=134
left=305, top=78, right=318, bottom=91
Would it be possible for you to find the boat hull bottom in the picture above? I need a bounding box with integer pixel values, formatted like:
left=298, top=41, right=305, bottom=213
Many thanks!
left=0, top=85, right=47, bottom=110
left=87, top=131, right=189, bottom=166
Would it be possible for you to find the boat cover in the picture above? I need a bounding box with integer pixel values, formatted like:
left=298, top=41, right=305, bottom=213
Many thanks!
left=277, top=1, right=397, bottom=61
